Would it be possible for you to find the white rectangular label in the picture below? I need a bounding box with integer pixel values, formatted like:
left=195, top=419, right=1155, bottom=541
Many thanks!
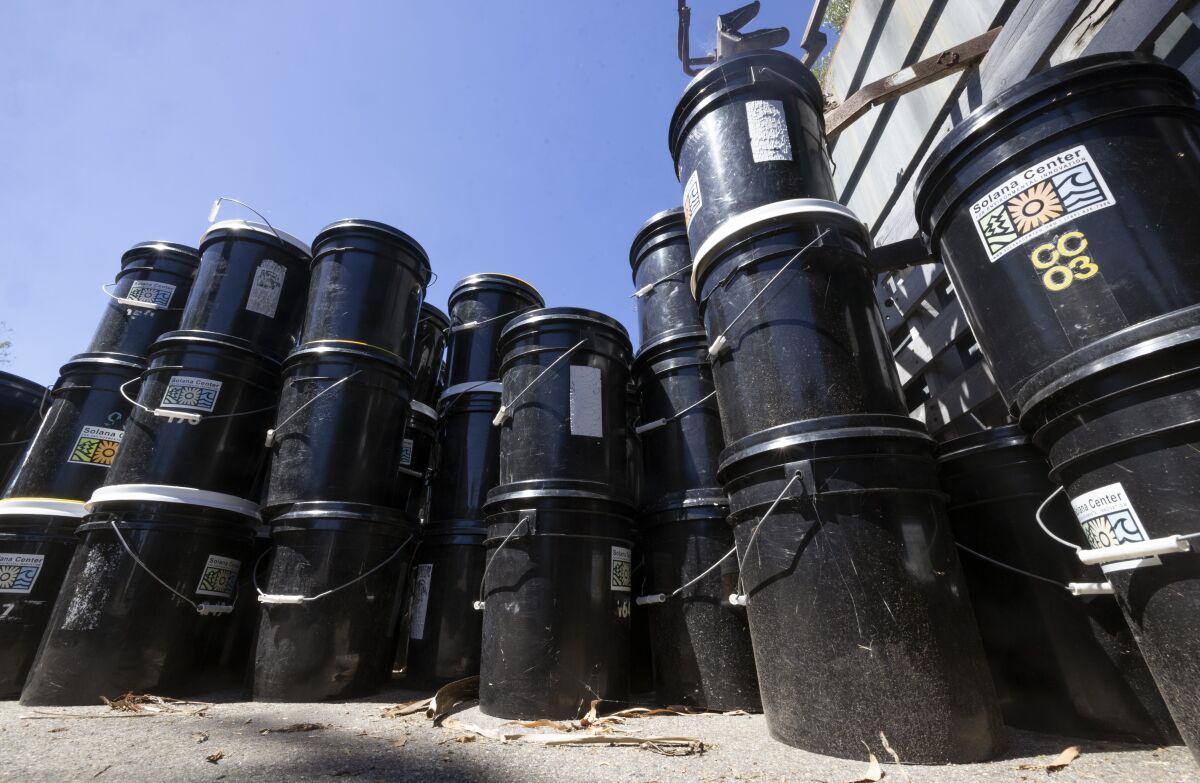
left=408, top=563, right=433, bottom=640
left=125, top=280, right=176, bottom=308
left=610, top=546, right=631, bottom=592
left=569, top=365, right=603, bottom=438
left=969, top=144, right=1116, bottom=262
left=0, top=553, right=45, bottom=594
left=399, top=438, right=415, bottom=467
left=161, top=376, right=222, bottom=412
left=68, top=425, right=124, bottom=467
left=683, top=169, right=702, bottom=227
left=245, top=259, right=286, bottom=318
left=1070, top=482, right=1159, bottom=574
left=195, top=554, right=241, bottom=598
left=746, top=99, right=792, bottom=163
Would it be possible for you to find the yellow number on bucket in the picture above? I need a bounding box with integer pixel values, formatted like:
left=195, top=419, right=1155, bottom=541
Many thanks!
left=1029, top=230, right=1097, bottom=292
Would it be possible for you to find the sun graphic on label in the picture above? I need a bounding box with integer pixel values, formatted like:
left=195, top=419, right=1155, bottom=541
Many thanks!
left=0, top=567, right=19, bottom=588
left=1007, top=181, right=1064, bottom=234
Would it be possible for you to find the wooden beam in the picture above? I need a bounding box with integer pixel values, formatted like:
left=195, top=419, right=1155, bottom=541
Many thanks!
left=825, top=27, right=1002, bottom=138
left=915, top=359, right=1002, bottom=435
left=877, top=264, right=948, bottom=338
left=895, top=299, right=970, bottom=388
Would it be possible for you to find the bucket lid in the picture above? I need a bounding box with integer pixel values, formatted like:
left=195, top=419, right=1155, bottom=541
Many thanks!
left=409, top=400, right=437, bottom=420
left=58, top=351, right=146, bottom=379
left=449, top=273, right=544, bottom=308
left=422, top=519, right=487, bottom=536
left=265, top=500, right=417, bottom=529
left=0, top=498, right=87, bottom=518
left=936, top=424, right=1029, bottom=462
left=311, top=219, right=431, bottom=280
left=690, top=198, right=871, bottom=296
left=915, top=52, right=1188, bottom=236
left=87, top=484, right=261, bottom=521
left=0, top=370, right=49, bottom=402
left=719, top=414, right=932, bottom=476
left=629, top=207, right=688, bottom=273
left=499, top=307, right=632, bottom=352
left=669, top=48, right=822, bottom=167
left=420, top=302, right=451, bottom=332
left=283, top=341, right=413, bottom=377
left=439, top=381, right=502, bottom=402
left=120, top=241, right=201, bottom=270
left=200, top=219, right=312, bottom=259
left=151, top=329, right=284, bottom=367
left=486, top=479, right=636, bottom=510
left=633, top=328, right=709, bottom=370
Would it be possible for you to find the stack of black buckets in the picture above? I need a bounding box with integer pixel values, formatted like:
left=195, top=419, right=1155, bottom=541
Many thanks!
left=670, top=49, right=1004, bottom=761
left=0, top=241, right=202, bottom=698
left=252, top=219, right=432, bottom=702
left=628, top=208, right=760, bottom=711
left=402, top=274, right=543, bottom=689
left=915, top=52, right=1200, bottom=763
left=19, top=221, right=313, bottom=705
left=479, top=304, right=637, bottom=718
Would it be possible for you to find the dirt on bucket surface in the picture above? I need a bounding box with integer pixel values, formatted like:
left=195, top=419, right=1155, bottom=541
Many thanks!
left=1, top=683, right=1192, bottom=783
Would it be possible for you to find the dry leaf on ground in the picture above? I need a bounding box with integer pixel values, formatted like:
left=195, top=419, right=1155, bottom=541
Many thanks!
left=393, top=734, right=409, bottom=748
left=844, top=750, right=884, bottom=783
left=191, top=732, right=209, bottom=744
left=205, top=750, right=225, bottom=764
left=259, top=723, right=324, bottom=735
left=383, top=698, right=433, bottom=718
left=1019, top=746, right=1081, bottom=773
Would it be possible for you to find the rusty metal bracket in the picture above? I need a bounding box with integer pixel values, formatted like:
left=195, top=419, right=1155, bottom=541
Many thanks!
left=825, top=27, right=1002, bottom=138
left=798, top=0, right=831, bottom=66
left=677, top=1, right=790, bottom=76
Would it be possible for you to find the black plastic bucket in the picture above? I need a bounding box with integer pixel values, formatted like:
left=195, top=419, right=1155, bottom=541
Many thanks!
left=412, top=303, right=450, bottom=407
left=496, top=308, right=634, bottom=503
left=629, top=536, right=654, bottom=695
left=632, top=329, right=724, bottom=508
left=445, top=273, right=544, bottom=387
left=20, top=488, right=256, bottom=706
left=479, top=482, right=634, bottom=719
left=252, top=502, right=418, bottom=702
left=639, top=499, right=760, bottom=712
left=0, top=501, right=84, bottom=698
left=302, top=219, right=433, bottom=364
left=718, top=415, right=1002, bottom=762
left=915, top=53, right=1200, bottom=408
left=87, top=241, right=201, bottom=358
left=105, top=331, right=281, bottom=499
left=263, top=344, right=413, bottom=510
left=5, top=353, right=144, bottom=501
left=693, top=201, right=904, bottom=446
left=427, top=383, right=503, bottom=524
left=188, top=220, right=312, bottom=362
left=401, top=522, right=486, bottom=688
left=396, top=401, right=437, bottom=509
left=1019, top=321, right=1200, bottom=760
left=0, top=371, right=48, bottom=487
left=629, top=208, right=701, bottom=344
left=669, top=49, right=832, bottom=251
left=939, top=426, right=1177, bottom=743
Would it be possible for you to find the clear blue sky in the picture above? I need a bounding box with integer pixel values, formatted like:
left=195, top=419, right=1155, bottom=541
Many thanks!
left=2, top=1, right=816, bottom=385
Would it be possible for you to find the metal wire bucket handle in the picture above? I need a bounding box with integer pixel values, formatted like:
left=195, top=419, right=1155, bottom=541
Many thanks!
left=492, top=339, right=589, bottom=426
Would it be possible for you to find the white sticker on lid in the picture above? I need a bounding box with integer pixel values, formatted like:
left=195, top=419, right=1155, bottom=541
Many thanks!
left=610, top=546, right=631, bottom=592
left=969, top=144, right=1116, bottom=262
left=1070, top=482, right=1160, bottom=573
left=408, top=563, right=433, bottom=640
left=0, top=553, right=45, bottom=594
left=126, top=280, right=176, bottom=308
left=246, top=259, right=286, bottom=318
left=195, top=554, right=241, bottom=598
left=68, top=425, right=124, bottom=467
left=683, top=169, right=703, bottom=227
left=399, top=438, right=415, bottom=467
left=161, top=376, right=222, bottom=412
left=569, top=365, right=603, bottom=438
left=746, top=99, right=793, bottom=163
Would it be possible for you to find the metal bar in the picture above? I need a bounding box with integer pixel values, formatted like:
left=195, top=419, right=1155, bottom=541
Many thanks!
left=826, top=27, right=1002, bottom=139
